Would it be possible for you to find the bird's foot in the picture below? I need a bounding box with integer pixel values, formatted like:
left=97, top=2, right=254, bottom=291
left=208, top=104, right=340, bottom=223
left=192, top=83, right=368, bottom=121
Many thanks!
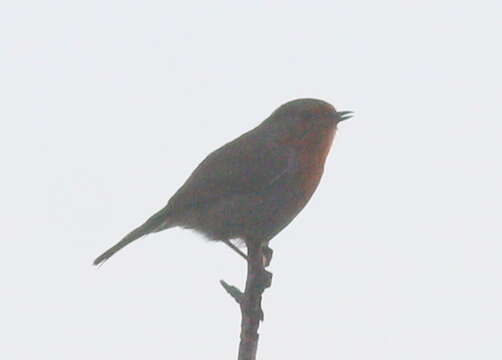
left=256, top=268, right=273, bottom=291
left=262, top=245, right=273, bottom=267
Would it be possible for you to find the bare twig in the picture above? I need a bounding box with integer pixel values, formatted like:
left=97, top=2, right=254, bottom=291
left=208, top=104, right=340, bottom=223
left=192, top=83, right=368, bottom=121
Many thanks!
left=221, top=241, right=272, bottom=360
left=220, top=280, right=243, bottom=304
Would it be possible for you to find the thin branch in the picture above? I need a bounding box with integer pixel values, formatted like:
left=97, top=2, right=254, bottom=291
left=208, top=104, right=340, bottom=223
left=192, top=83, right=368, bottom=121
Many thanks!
left=221, top=241, right=272, bottom=360
left=220, top=280, right=243, bottom=304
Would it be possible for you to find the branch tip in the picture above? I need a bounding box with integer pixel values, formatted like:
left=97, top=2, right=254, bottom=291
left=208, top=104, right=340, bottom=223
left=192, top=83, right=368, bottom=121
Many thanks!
left=220, top=280, right=243, bottom=304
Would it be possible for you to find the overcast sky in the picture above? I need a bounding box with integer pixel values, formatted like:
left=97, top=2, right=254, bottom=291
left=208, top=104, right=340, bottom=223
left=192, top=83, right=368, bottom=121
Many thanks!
left=1, top=1, right=501, bottom=359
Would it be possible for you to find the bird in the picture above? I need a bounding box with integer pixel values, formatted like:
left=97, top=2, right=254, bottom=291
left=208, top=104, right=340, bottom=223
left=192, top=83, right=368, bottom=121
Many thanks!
left=93, top=98, right=352, bottom=266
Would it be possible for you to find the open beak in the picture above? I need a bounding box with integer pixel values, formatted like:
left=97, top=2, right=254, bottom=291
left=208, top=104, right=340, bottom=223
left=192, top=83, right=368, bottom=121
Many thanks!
left=337, top=111, right=354, bottom=122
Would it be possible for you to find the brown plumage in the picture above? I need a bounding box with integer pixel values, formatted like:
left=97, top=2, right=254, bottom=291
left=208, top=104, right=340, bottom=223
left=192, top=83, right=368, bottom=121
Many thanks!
left=94, top=98, right=352, bottom=265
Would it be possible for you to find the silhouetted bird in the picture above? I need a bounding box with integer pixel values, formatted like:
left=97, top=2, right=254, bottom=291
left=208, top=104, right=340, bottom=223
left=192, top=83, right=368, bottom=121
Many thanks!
left=94, top=98, right=352, bottom=265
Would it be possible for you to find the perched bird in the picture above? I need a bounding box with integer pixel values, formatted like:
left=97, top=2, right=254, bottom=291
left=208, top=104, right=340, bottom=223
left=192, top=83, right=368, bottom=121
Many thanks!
left=94, top=98, right=352, bottom=266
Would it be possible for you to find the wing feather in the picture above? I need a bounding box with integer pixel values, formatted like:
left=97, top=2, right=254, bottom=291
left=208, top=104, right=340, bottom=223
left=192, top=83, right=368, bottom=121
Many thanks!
left=167, top=129, right=293, bottom=213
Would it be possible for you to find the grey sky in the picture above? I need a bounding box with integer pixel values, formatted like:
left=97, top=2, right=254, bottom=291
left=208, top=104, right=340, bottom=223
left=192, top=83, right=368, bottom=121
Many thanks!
left=1, top=1, right=501, bottom=359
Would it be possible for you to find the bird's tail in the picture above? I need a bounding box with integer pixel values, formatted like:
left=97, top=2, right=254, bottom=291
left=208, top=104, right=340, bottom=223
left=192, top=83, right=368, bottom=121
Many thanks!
left=93, top=209, right=172, bottom=266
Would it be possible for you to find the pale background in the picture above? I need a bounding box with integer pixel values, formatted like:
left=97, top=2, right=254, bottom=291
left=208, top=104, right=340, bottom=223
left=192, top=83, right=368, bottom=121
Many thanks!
left=1, top=1, right=501, bottom=359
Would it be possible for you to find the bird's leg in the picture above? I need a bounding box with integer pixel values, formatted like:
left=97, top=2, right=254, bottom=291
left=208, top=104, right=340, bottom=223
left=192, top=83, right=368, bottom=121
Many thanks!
left=223, top=239, right=248, bottom=261
left=222, top=239, right=272, bottom=267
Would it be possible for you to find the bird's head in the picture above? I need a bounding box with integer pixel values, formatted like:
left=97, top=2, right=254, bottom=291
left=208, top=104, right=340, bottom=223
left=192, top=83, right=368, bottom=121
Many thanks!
left=262, top=98, right=352, bottom=141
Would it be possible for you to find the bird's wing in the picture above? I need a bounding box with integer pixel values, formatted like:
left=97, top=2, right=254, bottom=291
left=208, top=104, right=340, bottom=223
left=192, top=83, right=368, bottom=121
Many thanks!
left=166, top=129, right=294, bottom=213
left=93, top=129, right=293, bottom=266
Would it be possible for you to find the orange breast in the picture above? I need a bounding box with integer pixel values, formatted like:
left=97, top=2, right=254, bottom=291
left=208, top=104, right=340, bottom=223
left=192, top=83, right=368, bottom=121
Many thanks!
left=296, top=126, right=336, bottom=201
